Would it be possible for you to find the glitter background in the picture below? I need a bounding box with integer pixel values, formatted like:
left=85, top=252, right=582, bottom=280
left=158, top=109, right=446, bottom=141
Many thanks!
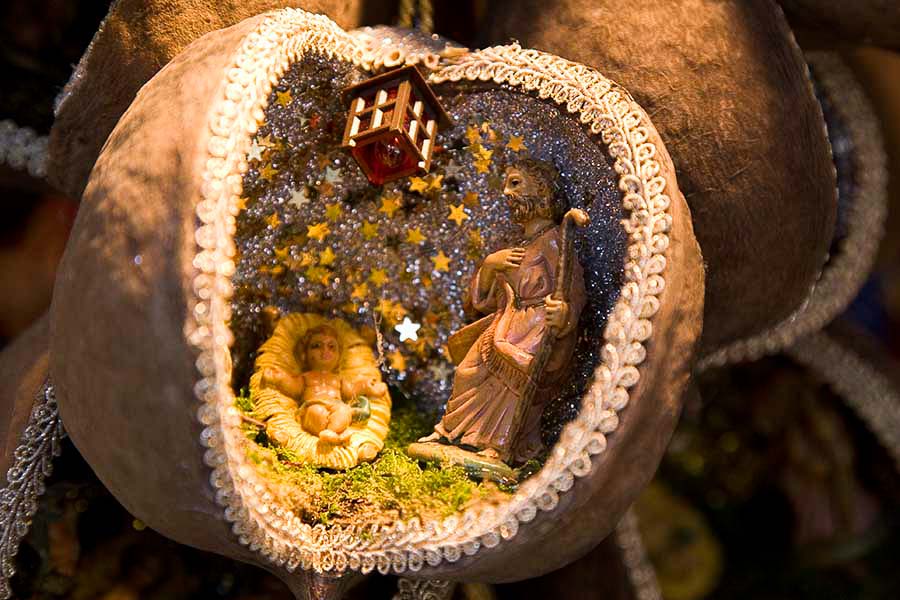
left=230, top=55, right=626, bottom=446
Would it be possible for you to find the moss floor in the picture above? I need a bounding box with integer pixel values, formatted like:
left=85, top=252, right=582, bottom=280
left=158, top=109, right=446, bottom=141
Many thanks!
left=235, top=392, right=512, bottom=527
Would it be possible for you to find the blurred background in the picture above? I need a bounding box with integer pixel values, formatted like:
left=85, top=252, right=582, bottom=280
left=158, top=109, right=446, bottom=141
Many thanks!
left=1, top=1, right=899, bottom=598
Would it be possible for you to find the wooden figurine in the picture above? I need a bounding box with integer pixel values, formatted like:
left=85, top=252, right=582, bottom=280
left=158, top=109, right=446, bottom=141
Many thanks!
left=409, top=160, right=590, bottom=477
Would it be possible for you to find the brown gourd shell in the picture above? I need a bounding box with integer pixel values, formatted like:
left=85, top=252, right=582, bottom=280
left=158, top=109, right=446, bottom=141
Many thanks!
left=49, top=8, right=703, bottom=594
left=482, top=0, right=838, bottom=358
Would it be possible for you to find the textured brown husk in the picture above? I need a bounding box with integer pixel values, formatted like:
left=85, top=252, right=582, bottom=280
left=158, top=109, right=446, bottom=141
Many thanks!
left=482, top=0, right=836, bottom=356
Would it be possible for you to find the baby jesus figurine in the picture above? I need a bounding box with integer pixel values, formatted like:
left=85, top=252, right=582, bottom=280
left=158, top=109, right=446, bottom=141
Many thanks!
left=260, top=324, right=386, bottom=453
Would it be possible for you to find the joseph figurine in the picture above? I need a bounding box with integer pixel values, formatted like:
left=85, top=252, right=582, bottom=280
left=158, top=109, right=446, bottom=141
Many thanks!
left=419, top=160, right=587, bottom=465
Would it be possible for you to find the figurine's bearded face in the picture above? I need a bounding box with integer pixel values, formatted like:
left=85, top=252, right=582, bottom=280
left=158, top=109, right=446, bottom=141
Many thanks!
left=503, top=164, right=563, bottom=224
left=302, top=329, right=341, bottom=372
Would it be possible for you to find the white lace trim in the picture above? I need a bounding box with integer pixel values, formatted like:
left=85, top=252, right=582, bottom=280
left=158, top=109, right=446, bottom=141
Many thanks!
left=188, top=8, right=671, bottom=574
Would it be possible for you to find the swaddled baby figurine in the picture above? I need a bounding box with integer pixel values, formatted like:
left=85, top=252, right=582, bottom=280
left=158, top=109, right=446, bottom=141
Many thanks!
left=261, top=324, right=386, bottom=445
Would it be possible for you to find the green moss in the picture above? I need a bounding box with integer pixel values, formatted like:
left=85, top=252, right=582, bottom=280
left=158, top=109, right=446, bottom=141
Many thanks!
left=232, top=391, right=510, bottom=526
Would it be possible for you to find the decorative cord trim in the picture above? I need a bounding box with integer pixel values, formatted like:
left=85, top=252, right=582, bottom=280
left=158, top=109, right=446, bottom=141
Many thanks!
left=189, top=8, right=671, bottom=574
left=787, top=331, right=900, bottom=471
left=0, top=381, right=64, bottom=599
left=394, top=577, right=453, bottom=600
left=616, top=507, right=662, bottom=600
left=0, top=120, right=48, bottom=179
left=699, top=51, right=887, bottom=369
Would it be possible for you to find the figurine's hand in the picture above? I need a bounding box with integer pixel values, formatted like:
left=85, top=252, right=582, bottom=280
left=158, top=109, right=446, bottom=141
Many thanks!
left=366, top=378, right=388, bottom=397
left=545, top=296, right=569, bottom=333
left=484, top=248, right=525, bottom=273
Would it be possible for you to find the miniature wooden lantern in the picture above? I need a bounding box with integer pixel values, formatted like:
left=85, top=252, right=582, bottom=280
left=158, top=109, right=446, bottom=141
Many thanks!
left=341, top=65, right=450, bottom=185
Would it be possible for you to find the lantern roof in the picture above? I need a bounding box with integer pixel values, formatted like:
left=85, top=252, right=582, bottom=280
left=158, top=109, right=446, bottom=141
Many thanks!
left=342, top=65, right=451, bottom=128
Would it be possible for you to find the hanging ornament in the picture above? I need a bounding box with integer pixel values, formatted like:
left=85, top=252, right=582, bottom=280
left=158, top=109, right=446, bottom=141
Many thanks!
left=48, top=7, right=705, bottom=597
left=341, top=65, right=450, bottom=184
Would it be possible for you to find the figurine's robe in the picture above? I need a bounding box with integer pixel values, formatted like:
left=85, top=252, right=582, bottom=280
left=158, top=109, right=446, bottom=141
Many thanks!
left=435, top=227, right=585, bottom=463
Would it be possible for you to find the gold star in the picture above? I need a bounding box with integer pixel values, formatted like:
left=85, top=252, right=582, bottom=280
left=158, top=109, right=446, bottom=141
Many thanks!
left=427, top=174, right=444, bottom=192
left=379, top=193, right=402, bottom=217
left=351, top=282, right=369, bottom=300
left=472, top=144, right=493, bottom=162
left=274, top=246, right=291, bottom=263
left=375, top=298, right=396, bottom=317
left=276, top=89, right=292, bottom=107
left=409, top=176, right=429, bottom=194
left=319, top=247, right=336, bottom=266
left=265, top=212, right=281, bottom=229
left=462, top=191, right=479, bottom=208
left=307, top=222, right=330, bottom=242
left=466, top=124, right=481, bottom=145
left=369, top=268, right=388, bottom=287
left=259, top=162, right=278, bottom=181
left=507, top=135, right=526, bottom=152
left=305, top=265, right=329, bottom=283
left=325, top=202, right=343, bottom=222
left=258, top=135, right=276, bottom=148
left=474, top=159, right=490, bottom=174
left=406, top=227, right=426, bottom=245
left=236, top=197, right=249, bottom=212
left=469, top=228, right=483, bottom=248
left=388, top=350, right=407, bottom=371
left=432, top=250, right=451, bottom=272
left=448, top=203, right=469, bottom=227
left=361, top=221, right=380, bottom=240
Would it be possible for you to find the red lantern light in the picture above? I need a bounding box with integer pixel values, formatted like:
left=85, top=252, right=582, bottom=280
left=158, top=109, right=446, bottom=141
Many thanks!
left=341, top=65, right=451, bottom=185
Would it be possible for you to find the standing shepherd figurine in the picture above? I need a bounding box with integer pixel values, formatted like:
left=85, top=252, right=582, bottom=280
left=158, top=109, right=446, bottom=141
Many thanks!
left=409, top=160, right=589, bottom=478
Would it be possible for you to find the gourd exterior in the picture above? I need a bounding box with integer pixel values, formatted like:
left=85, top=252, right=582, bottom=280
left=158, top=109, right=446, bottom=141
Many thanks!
left=49, top=8, right=703, bottom=595
left=484, top=0, right=837, bottom=357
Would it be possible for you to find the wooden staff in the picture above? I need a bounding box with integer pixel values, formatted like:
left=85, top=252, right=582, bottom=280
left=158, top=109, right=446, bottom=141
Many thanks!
left=511, top=208, right=591, bottom=453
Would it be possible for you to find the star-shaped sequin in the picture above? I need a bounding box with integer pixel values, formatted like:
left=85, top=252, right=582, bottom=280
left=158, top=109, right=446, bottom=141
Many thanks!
left=235, top=197, right=249, bottom=212
left=408, top=176, right=429, bottom=194
left=369, top=268, right=388, bottom=287
left=507, top=135, right=526, bottom=152
left=307, top=222, right=330, bottom=242
left=259, top=162, right=278, bottom=181
left=474, top=159, right=490, bottom=174
left=395, top=317, right=421, bottom=342
left=462, top=191, right=479, bottom=208
left=466, top=125, right=481, bottom=145
left=448, top=203, right=469, bottom=226
left=305, top=265, right=329, bottom=284
left=288, top=187, right=310, bottom=209
left=274, top=246, right=291, bottom=263
left=361, top=221, right=380, bottom=240
left=247, top=141, right=264, bottom=162
left=325, top=201, right=343, bottom=222
left=406, top=227, right=426, bottom=245
left=324, top=166, right=342, bottom=184
left=265, top=212, right=281, bottom=229
left=276, top=89, right=292, bottom=107
left=319, top=247, right=336, bottom=266
left=378, top=193, right=402, bottom=218
left=351, top=282, right=369, bottom=300
left=444, top=160, right=463, bottom=178
left=431, top=250, right=451, bottom=272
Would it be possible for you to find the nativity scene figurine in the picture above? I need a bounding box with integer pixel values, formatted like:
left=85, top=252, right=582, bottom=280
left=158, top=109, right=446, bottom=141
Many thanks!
left=409, top=160, right=590, bottom=478
left=249, top=313, right=392, bottom=470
